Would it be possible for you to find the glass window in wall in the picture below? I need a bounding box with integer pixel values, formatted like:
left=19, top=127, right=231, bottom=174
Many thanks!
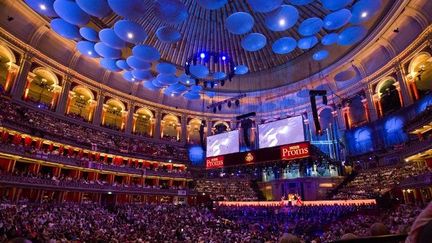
left=0, top=45, right=16, bottom=93
left=411, top=54, right=432, bottom=98
left=25, top=68, right=61, bottom=110
left=378, top=79, right=401, bottom=115
left=188, top=118, right=202, bottom=144
left=67, top=86, right=95, bottom=122
left=161, top=114, right=180, bottom=141
left=134, top=108, right=153, bottom=137
left=102, top=99, right=125, bottom=131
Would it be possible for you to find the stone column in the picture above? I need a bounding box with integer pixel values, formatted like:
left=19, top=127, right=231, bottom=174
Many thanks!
left=55, top=76, right=72, bottom=114
left=365, top=87, right=378, bottom=121
left=393, top=82, right=404, bottom=107
left=125, top=102, right=135, bottom=134
left=341, top=105, right=351, bottom=130
left=181, top=115, right=187, bottom=143
left=373, top=94, right=383, bottom=118
left=154, top=110, right=162, bottom=139
left=11, top=53, right=33, bottom=100
left=4, top=62, right=19, bottom=93
left=361, top=98, right=370, bottom=123
left=92, top=92, right=105, bottom=126
left=394, top=62, right=412, bottom=106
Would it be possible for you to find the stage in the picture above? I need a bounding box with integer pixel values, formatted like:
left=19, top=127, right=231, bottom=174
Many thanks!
left=216, top=199, right=376, bottom=207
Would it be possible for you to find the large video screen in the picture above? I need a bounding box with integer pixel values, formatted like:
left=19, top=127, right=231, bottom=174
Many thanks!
left=258, top=116, right=305, bottom=149
left=206, top=130, right=239, bottom=157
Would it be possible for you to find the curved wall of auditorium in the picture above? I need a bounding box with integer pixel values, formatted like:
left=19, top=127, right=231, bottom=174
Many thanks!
left=0, top=1, right=431, bottom=161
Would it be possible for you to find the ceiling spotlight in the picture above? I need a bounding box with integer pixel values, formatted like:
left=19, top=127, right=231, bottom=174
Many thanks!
left=278, top=18, right=286, bottom=27
left=127, top=32, right=134, bottom=39
left=361, top=11, right=368, bottom=18
left=39, top=4, right=47, bottom=10
left=221, top=56, right=226, bottom=61
left=87, top=51, right=92, bottom=55
left=131, top=78, right=135, bottom=81
left=200, top=53, right=206, bottom=59
left=186, top=79, right=190, bottom=84
left=171, top=93, right=174, bottom=97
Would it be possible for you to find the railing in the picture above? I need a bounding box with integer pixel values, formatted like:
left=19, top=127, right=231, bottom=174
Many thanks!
left=0, top=143, right=192, bottom=179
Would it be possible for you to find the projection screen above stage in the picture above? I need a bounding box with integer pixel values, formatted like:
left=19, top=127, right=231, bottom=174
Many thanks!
left=206, top=130, right=240, bottom=157
left=258, top=116, right=305, bottom=148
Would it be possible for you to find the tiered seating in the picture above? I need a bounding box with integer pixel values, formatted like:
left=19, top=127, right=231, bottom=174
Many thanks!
left=195, top=178, right=258, bottom=201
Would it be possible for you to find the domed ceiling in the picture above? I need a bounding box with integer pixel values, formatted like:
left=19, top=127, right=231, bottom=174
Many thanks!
left=25, top=0, right=394, bottom=98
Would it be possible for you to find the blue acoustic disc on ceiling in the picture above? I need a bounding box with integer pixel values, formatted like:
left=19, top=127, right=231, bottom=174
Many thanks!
left=313, top=50, right=329, bottom=61
left=225, top=12, right=254, bottom=35
left=297, top=36, right=318, bottom=49
left=156, top=63, right=177, bottom=74
left=265, top=5, right=299, bottom=32
left=298, top=17, right=323, bottom=36
left=338, top=25, right=367, bottom=46
left=123, top=71, right=137, bottom=82
left=206, top=91, right=216, bottom=98
left=115, top=59, right=132, bottom=70
left=94, top=42, right=122, bottom=58
left=143, top=80, right=159, bottom=91
left=114, top=20, right=148, bottom=44
left=289, top=0, right=315, bottom=6
left=132, top=70, right=153, bottom=80
left=99, top=28, right=126, bottom=50
left=321, top=0, right=352, bottom=11
left=53, top=0, right=90, bottom=26
left=323, top=9, right=352, bottom=30
left=190, top=85, right=203, bottom=92
left=234, top=65, right=249, bottom=75
left=157, top=73, right=177, bottom=85
left=156, top=26, right=181, bottom=43
left=197, top=0, right=227, bottom=10
left=213, top=72, right=226, bottom=80
left=100, top=58, right=122, bottom=72
left=350, top=0, right=381, bottom=24
left=79, top=27, right=99, bottom=42
left=132, top=45, right=161, bottom=62
left=272, top=37, right=297, bottom=54
left=247, top=0, right=283, bottom=13
left=25, top=0, right=58, bottom=17
left=177, top=73, right=192, bottom=85
left=165, top=83, right=182, bottom=92
left=321, top=33, right=339, bottom=45
left=241, top=33, right=267, bottom=52
left=107, top=0, right=148, bottom=19
left=184, top=91, right=201, bottom=100
left=189, top=64, right=209, bottom=79
left=50, top=18, right=80, bottom=40
left=154, top=0, right=189, bottom=25
left=76, top=41, right=100, bottom=58
left=152, top=78, right=166, bottom=88
left=126, top=56, right=151, bottom=70
left=76, top=0, right=111, bottom=18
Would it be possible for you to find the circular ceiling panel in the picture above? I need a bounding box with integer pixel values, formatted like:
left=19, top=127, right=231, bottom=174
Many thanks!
left=206, top=91, right=216, bottom=98
left=156, top=63, right=177, bottom=74
left=50, top=18, right=80, bottom=40
left=225, top=12, right=254, bottom=35
left=183, top=91, right=200, bottom=100
left=177, top=73, right=192, bottom=85
left=321, top=33, right=339, bottom=46
left=338, top=25, right=367, bottom=46
left=107, top=0, right=148, bottom=19
left=297, top=36, right=318, bottom=49
left=99, top=28, right=126, bottom=49
left=321, top=0, right=352, bottom=11
left=241, top=33, right=267, bottom=52
left=79, top=27, right=99, bottom=42
left=114, top=20, right=148, bottom=44
left=312, top=50, right=329, bottom=61
left=298, top=17, right=323, bottom=36
left=157, top=73, right=177, bottom=85
left=53, top=0, right=90, bottom=26
left=126, top=56, right=151, bottom=70
left=115, top=59, right=132, bottom=70
left=265, top=5, right=299, bottom=31
left=234, top=65, right=249, bottom=75
left=247, top=0, right=283, bottom=13
left=152, top=78, right=166, bottom=88
left=132, top=45, right=160, bottom=62
left=154, top=0, right=189, bottom=25
left=132, top=69, right=153, bottom=80
left=323, top=9, right=352, bottom=30
left=351, top=0, right=381, bottom=24
left=76, top=0, right=111, bottom=18
left=123, top=71, right=136, bottom=82
left=189, top=64, right=209, bottom=78
left=156, top=26, right=181, bottom=43
left=76, top=41, right=100, bottom=58
left=94, top=42, right=122, bottom=58
left=191, top=85, right=203, bottom=92
left=25, top=0, right=58, bottom=17
left=197, top=0, right=227, bottom=10
left=143, top=80, right=159, bottom=91
left=213, top=72, right=226, bottom=80
left=100, top=58, right=122, bottom=72
left=289, top=0, right=315, bottom=6
left=272, top=37, right=297, bottom=54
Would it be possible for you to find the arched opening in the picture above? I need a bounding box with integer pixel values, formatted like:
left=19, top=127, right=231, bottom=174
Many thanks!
left=102, top=98, right=126, bottom=131
left=376, top=78, right=401, bottom=115
left=25, top=67, right=61, bottom=110
left=349, top=96, right=367, bottom=127
left=66, top=85, right=95, bottom=122
left=318, top=107, right=333, bottom=132
left=133, top=108, right=153, bottom=137
left=409, top=53, right=432, bottom=99
left=187, top=118, right=202, bottom=144
left=213, top=121, right=230, bottom=135
left=0, top=44, right=17, bottom=93
left=161, top=114, right=180, bottom=141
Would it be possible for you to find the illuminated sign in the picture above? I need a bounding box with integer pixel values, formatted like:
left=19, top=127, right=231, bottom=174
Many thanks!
left=245, top=152, right=255, bottom=163
left=281, top=142, right=310, bottom=160
left=206, top=156, right=224, bottom=169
